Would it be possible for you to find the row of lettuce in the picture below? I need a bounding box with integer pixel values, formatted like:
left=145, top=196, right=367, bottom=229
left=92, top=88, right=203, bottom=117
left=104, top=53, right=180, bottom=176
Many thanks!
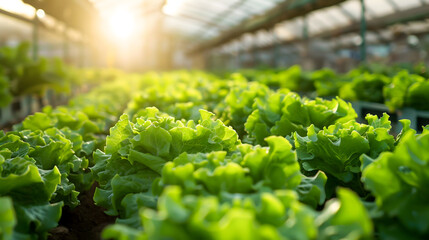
left=0, top=73, right=134, bottom=239
left=1, top=71, right=429, bottom=239
left=0, top=43, right=121, bottom=108
left=97, top=72, right=429, bottom=239
left=234, top=63, right=429, bottom=111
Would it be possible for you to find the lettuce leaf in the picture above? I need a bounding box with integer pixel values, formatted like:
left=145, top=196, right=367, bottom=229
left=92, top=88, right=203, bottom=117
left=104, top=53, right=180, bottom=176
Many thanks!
left=245, top=92, right=357, bottom=145
left=362, top=131, right=429, bottom=235
left=93, top=108, right=240, bottom=220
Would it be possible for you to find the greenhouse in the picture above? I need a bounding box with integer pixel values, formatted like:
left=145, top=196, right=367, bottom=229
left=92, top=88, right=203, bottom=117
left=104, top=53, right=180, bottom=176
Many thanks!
left=0, top=0, right=429, bottom=239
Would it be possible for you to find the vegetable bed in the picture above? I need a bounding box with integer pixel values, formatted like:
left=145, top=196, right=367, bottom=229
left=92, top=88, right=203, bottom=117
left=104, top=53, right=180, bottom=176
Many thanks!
left=1, top=71, right=429, bottom=240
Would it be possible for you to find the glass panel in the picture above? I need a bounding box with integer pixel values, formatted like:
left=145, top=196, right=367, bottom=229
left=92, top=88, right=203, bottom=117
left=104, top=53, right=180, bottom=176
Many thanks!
left=340, top=0, right=361, bottom=20
left=88, top=0, right=429, bottom=46
left=378, top=29, right=393, bottom=40
left=390, top=0, right=421, bottom=10
left=242, top=0, right=277, bottom=13
left=323, top=7, right=351, bottom=25
left=164, top=16, right=203, bottom=35
left=275, top=27, right=294, bottom=41
left=202, top=28, right=220, bottom=40
left=274, top=18, right=303, bottom=41
left=309, top=9, right=342, bottom=30
left=87, top=0, right=300, bottom=41
left=308, top=12, right=333, bottom=35
left=0, top=13, right=33, bottom=45
left=0, top=0, right=35, bottom=18
left=407, top=21, right=429, bottom=33
left=365, top=0, right=395, bottom=19
left=179, top=7, right=220, bottom=20
left=221, top=12, right=248, bottom=24
left=254, top=30, right=271, bottom=46
left=366, top=32, right=379, bottom=43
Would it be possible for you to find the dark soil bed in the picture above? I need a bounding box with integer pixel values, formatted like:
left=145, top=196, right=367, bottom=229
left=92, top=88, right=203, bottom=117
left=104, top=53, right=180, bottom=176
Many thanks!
left=48, top=184, right=115, bottom=240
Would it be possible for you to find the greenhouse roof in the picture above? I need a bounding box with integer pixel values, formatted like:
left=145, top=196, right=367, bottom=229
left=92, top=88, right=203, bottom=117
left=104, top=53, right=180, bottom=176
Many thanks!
left=2, top=0, right=428, bottom=52
left=23, top=0, right=99, bottom=34
left=85, top=0, right=429, bottom=52
left=87, top=0, right=287, bottom=40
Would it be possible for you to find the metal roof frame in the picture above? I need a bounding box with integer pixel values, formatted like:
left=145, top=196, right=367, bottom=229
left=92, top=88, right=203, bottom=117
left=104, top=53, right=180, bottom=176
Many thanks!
left=22, top=0, right=99, bottom=35
left=314, top=3, right=429, bottom=39
left=17, top=0, right=429, bottom=58
left=193, top=0, right=248, bottom=40
left=165, top=1, right=244, bottom=28
left=228, top=1, right=429, bottom=55
left=188, top=0, right=347, bottom=54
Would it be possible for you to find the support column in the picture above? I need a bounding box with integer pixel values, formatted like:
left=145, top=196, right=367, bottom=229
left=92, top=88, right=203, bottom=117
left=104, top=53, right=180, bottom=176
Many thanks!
left=252, top=36, right=258, bottom=68
left=236, top=41, right=241, bottom=69
left=236, top=48, right=241, bottom=69
left=302, top=15, right=309, bottom=41
left=79, top=38, right=85, bottom=67
left=360, top=0, right=367, bottom=62
left=32, top=11, right=39, bottom=61
left=207, top=52, right=214, bottom=71
left=272, top=30, right=280, bottom=68
left=63, top=25, right=69, bottom=63
left=301, top=15, right=310, bottom=69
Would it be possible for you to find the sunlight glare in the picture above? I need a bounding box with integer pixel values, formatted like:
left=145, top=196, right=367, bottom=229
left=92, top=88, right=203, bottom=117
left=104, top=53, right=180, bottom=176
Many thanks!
left=108, top=10, right=135, bottom=40
left=163, top=0, right=184, bottom=16
left=0, top=0, right=35, bottom=18
left=36, top=9, right=45, bottom=18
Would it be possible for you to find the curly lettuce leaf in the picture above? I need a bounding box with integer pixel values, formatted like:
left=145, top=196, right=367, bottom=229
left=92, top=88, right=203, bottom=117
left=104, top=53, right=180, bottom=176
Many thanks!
left=295, top=114, right=394, bottom=196
left=0, top=197, right=16, bottom=240
left=245, top=92, right=357, bottom=146
left=316, top=188, right=373, bottom=240
left=362, top=131, right=429, bottom=235
left=93, top=108, right=240, bottom=219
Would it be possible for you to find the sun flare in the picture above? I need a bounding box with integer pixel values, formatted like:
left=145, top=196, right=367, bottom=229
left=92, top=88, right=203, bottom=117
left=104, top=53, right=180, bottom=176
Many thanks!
left=107, top=10, right=136, bottom=40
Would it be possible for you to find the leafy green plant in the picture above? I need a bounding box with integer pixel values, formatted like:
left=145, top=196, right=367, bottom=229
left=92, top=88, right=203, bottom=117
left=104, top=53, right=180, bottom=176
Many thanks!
left=155, top=136, right=301, bottom=194
left=0, top=42, right=81, bottom=99
left=0, top=72, right=12, bottom=107
left=215, top=81, right=272, bottom=137
left=102, top=186, right=373, bottom=240
left=340, top=73, right=390, bottom=103
left=3, top=66, right=429, bottom=240
left=362, top=130, right=429, bottom=238
left=92, top=108, right=240, bottom=225
left=312, top=68, right=351, bottom=97
left=0, top=74, right=130, bottom=238
left=0, top=130, right=64, bottom=239
left=405, top=80, right=429, bottom=111
left=0, top=197, right=16, bottom=240
left=245, top=92, right=356, bottom=145
left=383, top=71, right=426, bottom=111
left=294, top=113, right=395, bottom=196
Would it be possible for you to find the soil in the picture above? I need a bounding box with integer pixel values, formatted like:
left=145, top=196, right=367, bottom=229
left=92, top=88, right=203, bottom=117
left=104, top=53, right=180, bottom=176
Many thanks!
left=48, top=183, right=115, bottom=240
left=1, top=120, right=21, bottom=132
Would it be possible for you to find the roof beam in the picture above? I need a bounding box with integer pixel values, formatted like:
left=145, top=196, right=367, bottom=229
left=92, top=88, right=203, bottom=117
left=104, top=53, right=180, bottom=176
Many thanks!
left=337, top=5, right=357, bottom=21
left=0, top=8, right=33, bottom=25
left=188, top=0, right=346, bottom=55
left=194, top=0, right=247, bottom=39
left=337, top=5, right=390, bottom=44
left=0, top=8, right=82, bottom=44
left=22, top=0, right=99, bottom=35
left=314, top=3, right=429, bottom=39
left=246, top=3, right=429, bottom=53
left=385, top=0, right=400, bottom=12
left=167, top=13, right=221, bottom=28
